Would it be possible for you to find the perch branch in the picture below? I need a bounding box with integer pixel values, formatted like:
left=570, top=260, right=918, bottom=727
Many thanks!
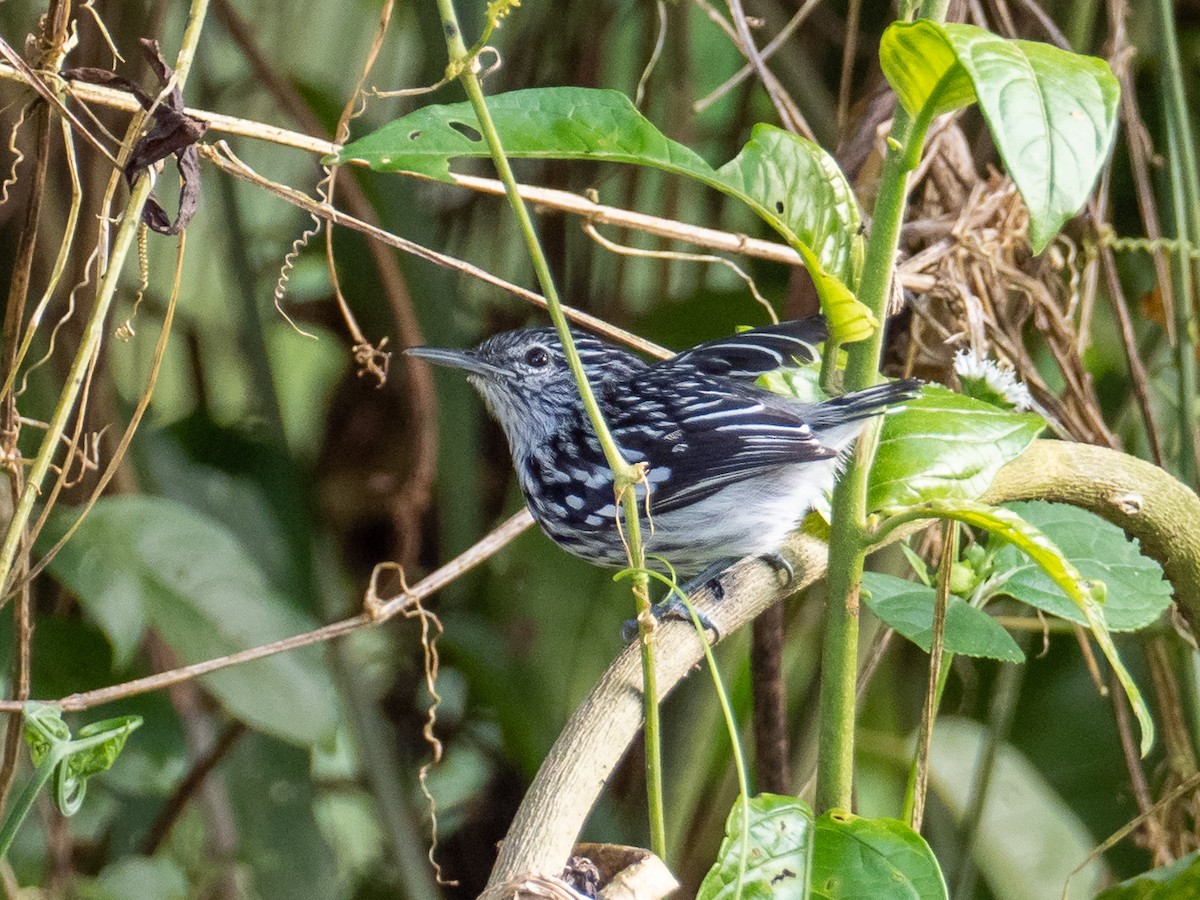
left=482, top=440, right=1200, bottom=892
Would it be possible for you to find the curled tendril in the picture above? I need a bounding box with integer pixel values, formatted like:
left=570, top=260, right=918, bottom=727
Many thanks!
left=17, top=245, right=99, bottom=400
left=271, top=212, right=322, bottom=341
left=0, top=102, right=30, bottom=207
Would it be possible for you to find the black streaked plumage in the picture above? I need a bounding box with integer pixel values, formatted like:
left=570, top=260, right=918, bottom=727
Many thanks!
left=407, top=317, right=918, bottom=578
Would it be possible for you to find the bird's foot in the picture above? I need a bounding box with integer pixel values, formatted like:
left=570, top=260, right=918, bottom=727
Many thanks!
left=758, top=552, right=795, bottom=587
left=620, top=558, right=736, bottom=641
left=621, top=596, right=719, bottom=642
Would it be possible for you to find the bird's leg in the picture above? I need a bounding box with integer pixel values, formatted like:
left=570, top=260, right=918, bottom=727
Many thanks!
left=622, top=558, right=736, bottom=641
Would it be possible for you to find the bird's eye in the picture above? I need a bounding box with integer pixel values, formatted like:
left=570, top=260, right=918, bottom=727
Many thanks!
left=524, top=347, right=550, bottom=368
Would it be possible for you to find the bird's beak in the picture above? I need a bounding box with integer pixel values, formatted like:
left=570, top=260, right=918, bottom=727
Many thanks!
left=405, top=346, right=507, bottom=379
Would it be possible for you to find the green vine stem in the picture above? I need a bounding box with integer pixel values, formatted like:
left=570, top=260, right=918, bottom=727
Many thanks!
left=431, top=0, right=665, bottom=859
left=815, top=0, right=950, bottom=814
left=482, top=440, right=1200, bottom=893
left=902, top=522, right=956, bottom=829
left=0, top=0, right=211, bottom=599
left=1157, top=0, right=1200, bottom=487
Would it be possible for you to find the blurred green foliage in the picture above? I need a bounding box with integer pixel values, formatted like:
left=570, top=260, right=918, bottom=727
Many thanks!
left=0, top=0, right=1197, bottom=897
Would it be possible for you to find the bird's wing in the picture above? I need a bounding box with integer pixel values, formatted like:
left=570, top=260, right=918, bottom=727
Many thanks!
left=606, top=376, right=836, bottom=514
left=659, top=317, right=827, bottom=380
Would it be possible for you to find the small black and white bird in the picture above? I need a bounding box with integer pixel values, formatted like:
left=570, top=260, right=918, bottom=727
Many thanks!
left=407, top=316, right=919, bottom=591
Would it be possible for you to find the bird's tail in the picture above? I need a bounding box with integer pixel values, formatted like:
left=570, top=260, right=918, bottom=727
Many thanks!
left=807, top=378, right=922, bottom=444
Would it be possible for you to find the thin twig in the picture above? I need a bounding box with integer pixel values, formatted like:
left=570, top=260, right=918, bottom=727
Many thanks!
left=0, top=0, right=73, bottom=813
left=139, top=721, right=248, bottom=855
left=210, top=0, right=438, bottom=567
left=694, top=0, right=821, bottom=114
left=201, top=142, right=672, bottom=359
left=836, top=0, right=861, bottom=137
left=0, top=508, right=535, bottom=714
left=693, top=0, right=813, bottom=139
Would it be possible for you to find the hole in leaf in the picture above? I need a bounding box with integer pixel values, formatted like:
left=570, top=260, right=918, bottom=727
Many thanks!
left=775, top=200, right=785, bottom=214
left=408, top=130, right=422, bottom=140
left=449, top=120, right=483, bottom=142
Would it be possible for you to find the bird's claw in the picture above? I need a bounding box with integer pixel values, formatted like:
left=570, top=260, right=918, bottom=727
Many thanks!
left=759, top=552, right=795, bottom=586
left=621, top=595, right=720, bottom=642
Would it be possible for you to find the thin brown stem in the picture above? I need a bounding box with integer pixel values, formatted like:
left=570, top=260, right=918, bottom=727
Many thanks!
left=139, top=721, right=249, bottom=856
left=0, top=508, right=535, bottom=714
left=836, top=0, right=861, bottom=137
left=201, top=143, right=671, bottom=359
left=211, top=0, right=437, bottom=566
left=751, top=602, right=790, bottom=794
left=0, top=0, right=73, bottom=816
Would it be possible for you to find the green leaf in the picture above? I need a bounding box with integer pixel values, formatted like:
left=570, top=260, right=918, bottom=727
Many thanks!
left=869, top=385, right=1044, bottom=512
left=335, top=87, right=874, bottom=342
left=697, top=794, right=813, bottom=899
left=1095, top=850, right=1200, bottom=899
left=45, top=497, right=338, bottom=747
left=810, top=811, right=947, bottom=899
left=56, top=715, right=143, bottom=816
left=861, top=572, right=1024, bottom=662
left=880, top=20, right=1120, bottom=251
left=992, top=501, right=1173, bottom=631
left=38, top=509, right=147, bottom=669
left=66, top=716, right=143, bottom=782
left=927, top=717, right=1109, bottom=899
left=882, top=499, right=1153, bottom=756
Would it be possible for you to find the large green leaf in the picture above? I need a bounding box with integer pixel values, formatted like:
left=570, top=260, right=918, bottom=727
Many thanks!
left=992, top=502, right=1173, bottom=632
left=1095, top=851, right=1200, bottom=899
left=881, top=499, right=1153, bottom=756
left=927, top=718, right=1108, bottom=899
left=869, top=385, right=1044, bottom=512
left=697, top=793, right=813, bottom=899
left=861, top=572, right=1023, bottom=662
left=880, top=20, right=1119, bottom=251
left=45, top=497, right=338, bottom=747
left=810, top=811, right=947, bottom=899
left=335, top=87, right=873, bottom=342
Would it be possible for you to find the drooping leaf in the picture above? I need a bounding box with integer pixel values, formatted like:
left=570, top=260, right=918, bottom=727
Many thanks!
left=697, top=793, right=813, bottom=899
left=66, top=716, right=144, bottom=782
left=880, top=20, right=1119, bottom=251
left=878, top=499, right=1153, bottom=755
left=992, top=501, right=1172, bottom=631
left=928, top=717, right=1109, bottom=899
left=45, top=497, right=338, bottom=747
left=810, top=810, right=947, bottom=899
left=56, top=715, right=143, bottom=816
left=335, top=87, right=873, bottom=342
left=861, top=572, right=1024, bottom=662
left=1095, top=850, right=1200, bottom=899
left=869, top=385, right=1044, bottom=512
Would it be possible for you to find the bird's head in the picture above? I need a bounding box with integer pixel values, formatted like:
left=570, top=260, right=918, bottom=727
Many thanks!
left=406, top=327, right=643, bottom=451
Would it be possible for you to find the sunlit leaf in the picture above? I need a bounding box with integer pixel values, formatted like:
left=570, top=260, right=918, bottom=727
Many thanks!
left=869, top=385, right=1044, bottom=512
left=928, top=718, right=1109, bottom=899
left=992, top=502, right=1172, bottom=631
left=810, top=810, right=947, bottom=899
left=335, top=87, right=874, bottom=342
left=697, top=794, right=813, bottom=899
left=880, top=20, right=1119, bottom=251
left=881, top=499, right=1153, bottom=755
